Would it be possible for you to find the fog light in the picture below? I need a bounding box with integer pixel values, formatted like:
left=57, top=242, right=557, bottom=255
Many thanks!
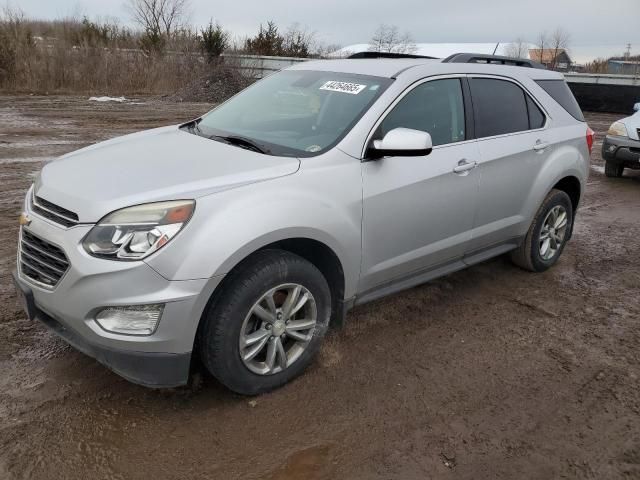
left=95, top=304, right=164, bottom=336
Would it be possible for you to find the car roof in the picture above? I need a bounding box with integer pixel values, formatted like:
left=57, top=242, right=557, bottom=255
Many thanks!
left=286, top=58, right=563, bottom=81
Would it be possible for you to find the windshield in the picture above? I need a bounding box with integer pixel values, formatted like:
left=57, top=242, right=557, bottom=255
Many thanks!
left=195, top=70, right=392, bottom=157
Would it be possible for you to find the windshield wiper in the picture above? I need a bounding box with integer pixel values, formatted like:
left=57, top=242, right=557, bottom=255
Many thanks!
left=211, top=135, right=269, bottom=154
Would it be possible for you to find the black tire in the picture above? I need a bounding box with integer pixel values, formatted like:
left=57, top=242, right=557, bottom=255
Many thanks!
left=510, top=189, right=573, bottom=272
left=198, top=249, right=331, bottom=395
left=604, top=161, right=624, bottom=178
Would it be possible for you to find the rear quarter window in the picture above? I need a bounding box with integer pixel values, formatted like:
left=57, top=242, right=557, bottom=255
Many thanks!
left=535, top=79, right=585, bottom=122
left=526, top=96, right=546, bottom=129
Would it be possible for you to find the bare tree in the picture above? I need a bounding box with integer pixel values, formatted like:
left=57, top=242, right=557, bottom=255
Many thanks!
left=549, top=27, right=570, bottom=70
left=534, top=31, right=549, bottom=64
left=127, top=0, right=190, bottom=53
left=504, top=38, right=528, bottom=59
left=534, top=28, right=570, bottom=69
left=369, top=24, right=416, bottom=54
left=584, top=57, right=608, bottom=74
left=283, top=23, right=316, bottom=58
left=314, top=42, right=343, bottom=58
left=128, top=0, right=189, bottom=38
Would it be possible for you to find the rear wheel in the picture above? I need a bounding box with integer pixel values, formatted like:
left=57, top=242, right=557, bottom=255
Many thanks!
left=511, top=189, right=573, bottom=272
left=198, top=250, right=331, bottom=395
left=605, top=160, right=624, bottom=178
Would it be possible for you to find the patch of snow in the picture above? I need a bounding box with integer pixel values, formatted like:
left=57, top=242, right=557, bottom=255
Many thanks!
left=89, top=96, right=127, bottom=103
left=591, top=164, right=605, bottom=174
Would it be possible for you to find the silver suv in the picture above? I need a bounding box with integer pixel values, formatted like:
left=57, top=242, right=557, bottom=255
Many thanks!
left=13, top=53, right=593, bottom=394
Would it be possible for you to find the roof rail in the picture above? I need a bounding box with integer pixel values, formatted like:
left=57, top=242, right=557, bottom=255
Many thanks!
left=348, top=51, right=437, bottom=60
left=442, top=53, right=546, bottom=69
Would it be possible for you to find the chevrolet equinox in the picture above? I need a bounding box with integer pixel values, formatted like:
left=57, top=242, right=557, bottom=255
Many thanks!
left=13, top=53, right=593, bottom=394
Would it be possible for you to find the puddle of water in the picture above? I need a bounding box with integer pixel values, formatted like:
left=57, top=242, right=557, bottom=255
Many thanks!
left=0, top=111, right=75, bottom=130
left=265, top=445, right=333, bottom=480
left=0, top=111, right=41, bottom=129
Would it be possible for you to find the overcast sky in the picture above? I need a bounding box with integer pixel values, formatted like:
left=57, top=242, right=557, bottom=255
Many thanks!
left=11, top=0, right=640, bottom=62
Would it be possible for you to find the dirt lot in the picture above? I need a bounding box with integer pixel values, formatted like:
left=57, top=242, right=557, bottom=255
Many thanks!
left=0, top=96, right=638, bottom=480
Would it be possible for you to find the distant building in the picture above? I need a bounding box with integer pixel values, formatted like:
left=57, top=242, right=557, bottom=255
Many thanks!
left=528, top=49, right=573, bottom=71
left=607, top=60, right=640, bottom=75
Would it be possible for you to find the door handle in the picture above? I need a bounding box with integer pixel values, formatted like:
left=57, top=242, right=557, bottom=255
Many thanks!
left=533, top=140, right=550, bottom=151
left=453, top=159, right=477, bottom=174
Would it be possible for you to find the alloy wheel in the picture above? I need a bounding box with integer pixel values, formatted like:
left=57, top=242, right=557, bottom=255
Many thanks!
left=239, top=283, right=317, bottom=375
left=539, top=205, right=568, bottom=261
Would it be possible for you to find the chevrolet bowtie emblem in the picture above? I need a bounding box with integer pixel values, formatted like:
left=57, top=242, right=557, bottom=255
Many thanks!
left=19, top=212, right=31, bottom=226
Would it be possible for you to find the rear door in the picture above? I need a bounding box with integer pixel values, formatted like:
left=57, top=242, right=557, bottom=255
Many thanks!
left=465, top=76, right=551, bottom=253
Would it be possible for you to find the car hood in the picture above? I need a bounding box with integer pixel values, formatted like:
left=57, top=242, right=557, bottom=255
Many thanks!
left=35, top=126, right=300, bottom=222
left=620, top=111, right=640, bottom=140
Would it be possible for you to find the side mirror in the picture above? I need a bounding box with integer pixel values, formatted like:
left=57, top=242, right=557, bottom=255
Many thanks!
left=367, top=128, right=433, bottom=159
left=634, top=103, right=640, bottom=113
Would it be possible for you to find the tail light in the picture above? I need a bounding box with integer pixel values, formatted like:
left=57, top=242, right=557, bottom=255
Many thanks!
left=586, top=126, right=595, bottom=155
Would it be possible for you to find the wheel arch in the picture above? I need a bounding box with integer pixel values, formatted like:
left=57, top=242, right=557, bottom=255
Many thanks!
left=198, top=235, right=348, bottom=338
left=550, top=175, right=581, bottom=240
left=261, top=238, right=347, bottom=328
left=552, top=175, right=581, bottom=213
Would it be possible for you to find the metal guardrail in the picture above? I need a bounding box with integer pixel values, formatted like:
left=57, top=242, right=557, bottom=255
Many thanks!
left=564, top=73, right=640, bottom=86
left=223, top=55, right=640, bottom=85
left=221, top=54, right=308, bottom=78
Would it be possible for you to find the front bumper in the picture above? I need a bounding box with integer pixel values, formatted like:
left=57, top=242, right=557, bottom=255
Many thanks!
left=14, top=270, right=191, bottom=387
left=602, top=135, right=640, bottom=168
left=14, top=207, right=223, bottom=387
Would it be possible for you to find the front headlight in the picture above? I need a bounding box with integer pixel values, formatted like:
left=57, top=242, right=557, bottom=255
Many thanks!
left=83, top=200, right=195, bottom=260
left=607, top=121, right=628, bottom=137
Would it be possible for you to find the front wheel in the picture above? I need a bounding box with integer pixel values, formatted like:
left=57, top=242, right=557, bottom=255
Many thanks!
left=604, top=160, right=624, bottom=178
left=511, top=189, right=573, bottom=272
left=198, top=250, right=331, bottom=395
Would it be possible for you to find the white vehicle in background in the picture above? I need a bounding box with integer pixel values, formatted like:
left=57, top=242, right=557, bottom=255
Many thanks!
left=602, top=103, right=640, bottom=177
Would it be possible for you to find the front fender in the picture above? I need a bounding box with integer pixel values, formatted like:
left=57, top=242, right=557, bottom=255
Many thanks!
left=145, top=157, right=363, bottom=299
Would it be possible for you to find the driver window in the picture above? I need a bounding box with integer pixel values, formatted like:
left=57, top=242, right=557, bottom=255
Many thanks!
left=380, top=78, right=466, bottom=146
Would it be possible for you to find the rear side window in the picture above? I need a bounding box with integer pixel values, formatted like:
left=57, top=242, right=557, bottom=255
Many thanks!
left=469, top=78, right=530, bottom=138
left=535, top=79, right=585, bottom=122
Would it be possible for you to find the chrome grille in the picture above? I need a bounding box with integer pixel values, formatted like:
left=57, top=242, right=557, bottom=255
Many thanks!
left=31, top=193, right=79, bottom=228
left=19, top=229, right=70, bottom=287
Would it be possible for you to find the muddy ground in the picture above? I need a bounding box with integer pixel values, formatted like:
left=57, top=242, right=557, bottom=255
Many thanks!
left=0, top=96, right=638, bottom=480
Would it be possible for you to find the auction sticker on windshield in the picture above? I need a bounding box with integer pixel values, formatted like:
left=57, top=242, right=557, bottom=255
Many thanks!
left=320, top=81, right=367, bottom=95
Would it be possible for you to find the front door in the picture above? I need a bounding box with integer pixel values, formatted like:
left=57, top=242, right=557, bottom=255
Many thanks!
left=359, top=77, right=480, bottom=294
